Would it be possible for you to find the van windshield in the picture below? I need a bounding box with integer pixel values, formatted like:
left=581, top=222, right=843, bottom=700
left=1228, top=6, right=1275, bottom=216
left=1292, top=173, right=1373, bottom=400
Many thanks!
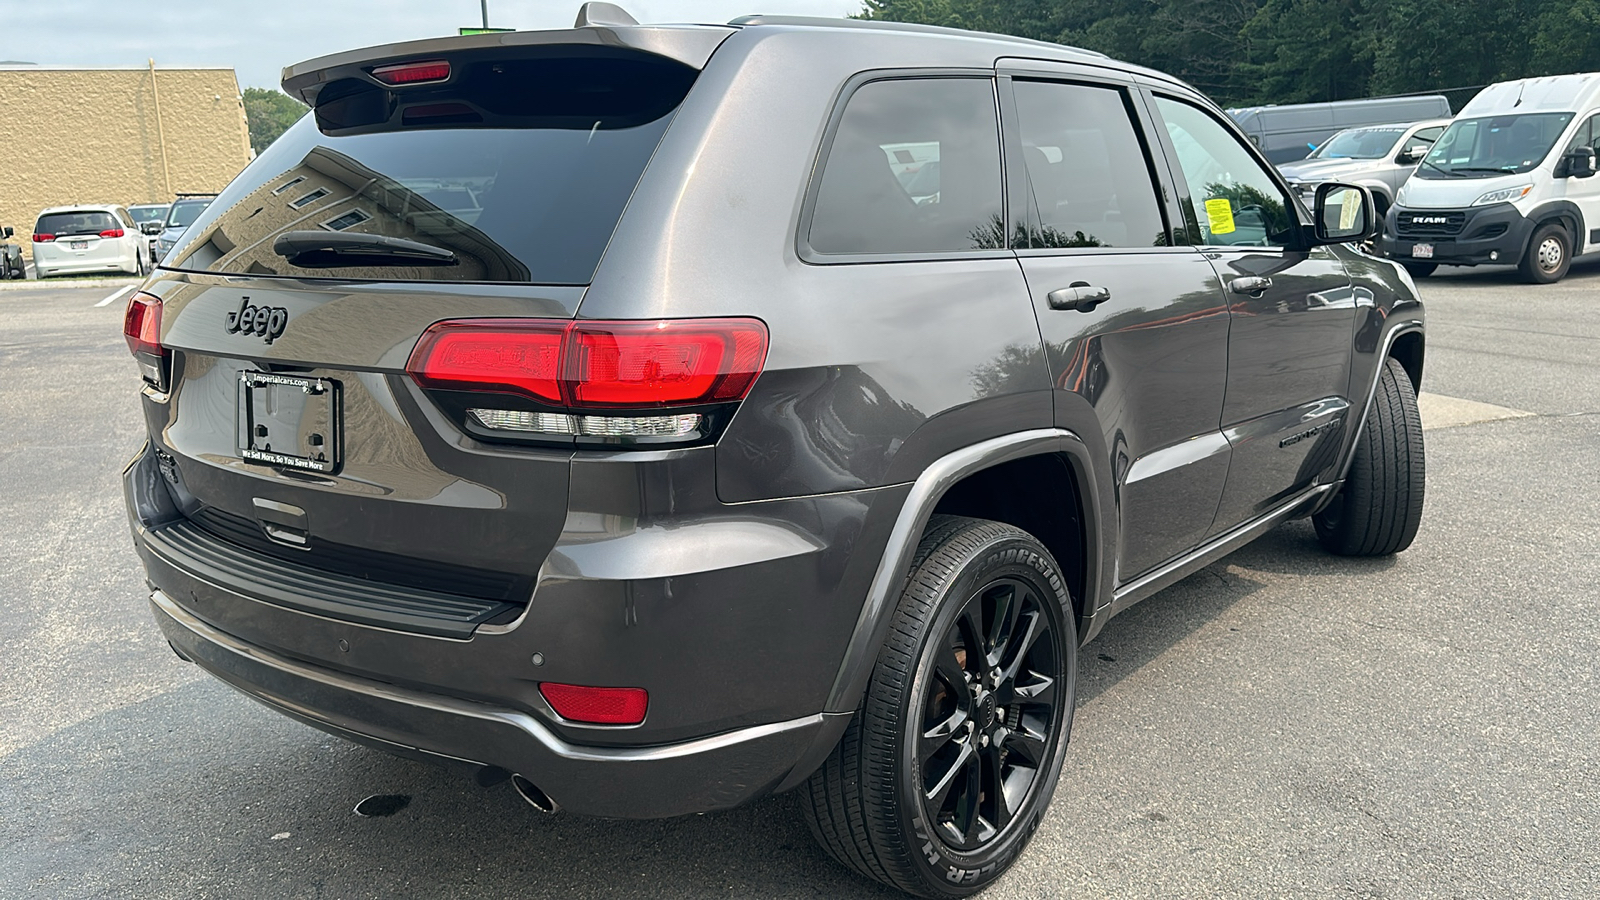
left=1417, top=113, right=1574, bottom=178
left=1310, top=127, right=1405, bottom=160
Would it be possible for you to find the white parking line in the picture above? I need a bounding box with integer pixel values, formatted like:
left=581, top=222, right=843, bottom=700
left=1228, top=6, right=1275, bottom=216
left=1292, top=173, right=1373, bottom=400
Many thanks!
left=1417, top=392, right=1534, bottom=430
left=95, top=286, right=135, bottom=308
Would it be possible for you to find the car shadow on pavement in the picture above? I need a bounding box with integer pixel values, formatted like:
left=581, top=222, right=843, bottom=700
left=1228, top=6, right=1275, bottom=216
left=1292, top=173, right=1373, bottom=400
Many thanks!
left=3, top=522, right=1391, bottom=900
left=1075, top=520, right=1397, bottom=707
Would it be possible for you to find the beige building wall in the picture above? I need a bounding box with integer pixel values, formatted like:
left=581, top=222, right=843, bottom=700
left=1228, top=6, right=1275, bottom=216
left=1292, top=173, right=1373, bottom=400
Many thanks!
left=0, top=65, right=253, bottom=257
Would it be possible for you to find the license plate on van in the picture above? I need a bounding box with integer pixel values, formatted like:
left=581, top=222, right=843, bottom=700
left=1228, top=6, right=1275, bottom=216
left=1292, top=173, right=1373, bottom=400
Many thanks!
left=1411, top=243, right=1434, bottom=259
left=70, top=240, right=87, bottom=250
left=237, top=371, right=341, bottom=473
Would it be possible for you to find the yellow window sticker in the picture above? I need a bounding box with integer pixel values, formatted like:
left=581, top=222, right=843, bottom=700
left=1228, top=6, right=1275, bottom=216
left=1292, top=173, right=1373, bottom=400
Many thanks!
left=1204, top=198, right=1235, bottom=235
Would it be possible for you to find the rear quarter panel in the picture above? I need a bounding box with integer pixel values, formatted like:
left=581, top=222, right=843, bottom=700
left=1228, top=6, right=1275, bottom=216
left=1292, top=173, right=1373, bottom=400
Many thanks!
left=579, top=28, right=1055, bottom=503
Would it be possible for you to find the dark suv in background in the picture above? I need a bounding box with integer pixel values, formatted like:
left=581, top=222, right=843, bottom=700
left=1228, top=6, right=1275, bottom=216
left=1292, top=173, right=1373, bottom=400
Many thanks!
left=122, top=6, right=1426, bottom=895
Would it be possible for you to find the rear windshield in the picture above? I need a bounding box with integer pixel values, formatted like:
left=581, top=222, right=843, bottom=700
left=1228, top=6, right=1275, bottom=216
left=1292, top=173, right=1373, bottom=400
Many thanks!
left=129, top=205, right=168, bottom=224
left=165, top=199, right=212, bottom=228
left=35, top=211, right=118, bottom=237
left=163, top=51, right=697, bottom=284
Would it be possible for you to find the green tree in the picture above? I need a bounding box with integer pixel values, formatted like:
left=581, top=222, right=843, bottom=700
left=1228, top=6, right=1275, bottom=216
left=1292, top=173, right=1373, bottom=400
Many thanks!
left=242, top=87, right=308, bottom=155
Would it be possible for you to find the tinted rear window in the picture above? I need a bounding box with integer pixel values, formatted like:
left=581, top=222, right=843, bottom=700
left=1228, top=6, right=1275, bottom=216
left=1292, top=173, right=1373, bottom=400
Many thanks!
left=164, top=51, right=697, bottom=284
left=808, top=78, right=1004, bottom=256
left=36, top=211, right=117, bottom=236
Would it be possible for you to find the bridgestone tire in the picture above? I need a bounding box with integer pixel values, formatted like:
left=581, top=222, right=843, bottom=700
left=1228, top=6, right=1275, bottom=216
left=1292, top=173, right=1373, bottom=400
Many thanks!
left=1518, top=222, right=1571, bottom=284
left=802, top=516, right=1076, bottom=898
left=1315, top=357, right=1425, bottom=555
left=1402, top=262, right=1437, bottom=278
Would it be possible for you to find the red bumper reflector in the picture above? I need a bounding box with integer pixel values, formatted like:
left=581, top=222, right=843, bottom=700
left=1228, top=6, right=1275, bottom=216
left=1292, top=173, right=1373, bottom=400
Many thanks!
left=539, top=683, right=648, bottom=725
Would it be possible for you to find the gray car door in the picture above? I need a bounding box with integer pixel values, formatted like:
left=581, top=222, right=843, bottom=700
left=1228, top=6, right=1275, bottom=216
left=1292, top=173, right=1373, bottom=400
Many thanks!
left=999, top=64, right=1232, bottom=584
left=1146, top=92, right=1357, bottom=535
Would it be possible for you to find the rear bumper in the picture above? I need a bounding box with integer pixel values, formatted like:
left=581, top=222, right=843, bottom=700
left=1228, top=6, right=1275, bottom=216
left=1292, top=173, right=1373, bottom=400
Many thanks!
left=151, top=588, right=831, bottom=818
left=1378, top=203, right=1532, bottom=266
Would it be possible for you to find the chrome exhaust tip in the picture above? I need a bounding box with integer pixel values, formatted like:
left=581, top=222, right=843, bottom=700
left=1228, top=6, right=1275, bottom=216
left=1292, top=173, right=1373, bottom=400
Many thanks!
left=511, top=774, right=559, bottom=813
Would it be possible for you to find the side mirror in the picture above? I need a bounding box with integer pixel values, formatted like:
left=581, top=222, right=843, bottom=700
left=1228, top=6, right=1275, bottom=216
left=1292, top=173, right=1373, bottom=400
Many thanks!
left=2, top=226, right=12, bottom=239
left=1562, top=146, right=1596, bottom=179
left=141, top=221, right=163, bottom=235
left=1398, top=144, right=1430, bottom=164
left=1313, top=182, right=1376, bottom=243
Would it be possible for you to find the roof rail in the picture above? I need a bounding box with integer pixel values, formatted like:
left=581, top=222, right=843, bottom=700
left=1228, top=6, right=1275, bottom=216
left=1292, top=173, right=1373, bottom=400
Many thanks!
left=727, top=15, right=1108, bottom=58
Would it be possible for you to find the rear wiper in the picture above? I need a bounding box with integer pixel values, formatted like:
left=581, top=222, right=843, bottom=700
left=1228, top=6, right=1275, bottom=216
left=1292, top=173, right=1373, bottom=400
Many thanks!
left=272, top=231, right=458, bottom=268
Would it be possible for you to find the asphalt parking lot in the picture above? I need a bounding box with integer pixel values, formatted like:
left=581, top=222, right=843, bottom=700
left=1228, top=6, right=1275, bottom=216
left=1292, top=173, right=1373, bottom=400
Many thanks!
left=2, top=264, right=1596, bottom=899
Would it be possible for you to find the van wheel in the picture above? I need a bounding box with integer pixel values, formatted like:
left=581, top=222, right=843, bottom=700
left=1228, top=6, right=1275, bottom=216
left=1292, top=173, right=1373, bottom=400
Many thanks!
left=802, top=516, right=1076, bottom=897
left=1402, top=262, right=1436, bottom=278
left=1315, top=357, right=1424, bottom=556
left=1519, top=222, right=1570, bottom=284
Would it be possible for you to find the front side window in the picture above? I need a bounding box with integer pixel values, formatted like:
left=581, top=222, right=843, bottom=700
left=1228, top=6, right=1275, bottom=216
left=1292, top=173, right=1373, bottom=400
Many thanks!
left=1564, top=114, right=1599, bottom=154
left=1154, top=96, right=1295, bottom=248
left=1012, top=80, right=1167, bottom=249
left=1412, top=126, right=1446, bottom=147
left=1158, top=97, right=1292, bottom=248
left=809, top=77, right=1004, bottom=255
left=1418, top=113, right=1575, bottom=178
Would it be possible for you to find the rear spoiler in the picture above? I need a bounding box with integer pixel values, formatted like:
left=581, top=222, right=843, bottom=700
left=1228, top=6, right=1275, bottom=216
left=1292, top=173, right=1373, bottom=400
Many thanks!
left=281, top=19, right=734, bottom=106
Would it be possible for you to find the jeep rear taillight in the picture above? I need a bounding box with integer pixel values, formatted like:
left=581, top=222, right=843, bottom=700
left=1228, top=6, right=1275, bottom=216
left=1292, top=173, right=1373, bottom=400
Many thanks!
left=123, top=291, right=168, bottom=391
left=406, top=318, right=768, bottom=442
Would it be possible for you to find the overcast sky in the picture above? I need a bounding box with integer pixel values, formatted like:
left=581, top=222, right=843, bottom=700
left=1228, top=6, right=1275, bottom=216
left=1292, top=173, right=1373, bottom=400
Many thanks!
left=9, top=0, right=858, bottom=92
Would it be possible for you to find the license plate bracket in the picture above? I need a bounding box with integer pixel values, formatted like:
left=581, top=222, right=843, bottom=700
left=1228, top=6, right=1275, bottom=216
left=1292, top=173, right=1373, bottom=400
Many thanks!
left=238, top=372, right=341, bottom=473
left=1411, top=242, right=1434, bottom=259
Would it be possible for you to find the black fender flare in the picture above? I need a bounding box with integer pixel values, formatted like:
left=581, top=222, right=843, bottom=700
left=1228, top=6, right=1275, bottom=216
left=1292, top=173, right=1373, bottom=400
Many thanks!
left=1522, top=200, right=1584, bottom=254
left=772, top=429, right=1105, bottom=793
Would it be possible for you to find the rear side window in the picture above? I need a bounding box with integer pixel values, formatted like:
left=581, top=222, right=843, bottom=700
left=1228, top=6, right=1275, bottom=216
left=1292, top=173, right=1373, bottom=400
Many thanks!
left=35, top=211, right=117, bottom=237
left=164, top=51, right=697, bottom=285
left=808, top=77, right=1004, bottom=256
left=1012, top=81, right=1166, bottom=249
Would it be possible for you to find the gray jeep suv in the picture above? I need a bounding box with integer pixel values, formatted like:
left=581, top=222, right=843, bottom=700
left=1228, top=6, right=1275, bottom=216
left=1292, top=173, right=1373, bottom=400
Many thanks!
left=122, top=6, right=1426, bottom=896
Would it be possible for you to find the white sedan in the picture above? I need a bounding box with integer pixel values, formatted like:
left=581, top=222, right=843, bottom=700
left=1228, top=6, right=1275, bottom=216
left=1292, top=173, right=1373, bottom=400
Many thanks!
left=31, top=205, right=150, bottom=278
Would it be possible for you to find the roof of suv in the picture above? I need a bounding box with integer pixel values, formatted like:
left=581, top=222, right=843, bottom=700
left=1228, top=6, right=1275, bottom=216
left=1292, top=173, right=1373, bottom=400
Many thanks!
left=282, top=7, right=1181, bottom=105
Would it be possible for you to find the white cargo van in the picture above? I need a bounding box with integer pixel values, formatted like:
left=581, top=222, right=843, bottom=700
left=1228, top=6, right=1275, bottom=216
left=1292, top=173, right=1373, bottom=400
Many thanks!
left=1380, top=73, right=1600, bottom=283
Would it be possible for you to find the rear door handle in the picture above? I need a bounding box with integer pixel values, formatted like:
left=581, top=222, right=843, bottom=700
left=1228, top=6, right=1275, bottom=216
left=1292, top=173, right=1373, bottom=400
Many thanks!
left=1229, top=276, right=1273, bottom=295
left=1046, top=282, right=1111, bottom=312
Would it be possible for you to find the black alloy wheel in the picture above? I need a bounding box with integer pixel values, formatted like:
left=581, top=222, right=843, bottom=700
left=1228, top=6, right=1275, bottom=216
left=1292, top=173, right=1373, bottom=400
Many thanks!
left=917, top=576, right=1061, bottom=851
left=803, top=516, right=1076, bottom=898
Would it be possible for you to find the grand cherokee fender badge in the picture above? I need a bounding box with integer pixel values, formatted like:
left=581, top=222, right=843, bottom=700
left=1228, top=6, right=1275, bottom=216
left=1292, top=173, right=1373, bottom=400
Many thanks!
left=226, top=298, right=289, bottom=344
left=1280, top=417, right=1343, bottom=448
